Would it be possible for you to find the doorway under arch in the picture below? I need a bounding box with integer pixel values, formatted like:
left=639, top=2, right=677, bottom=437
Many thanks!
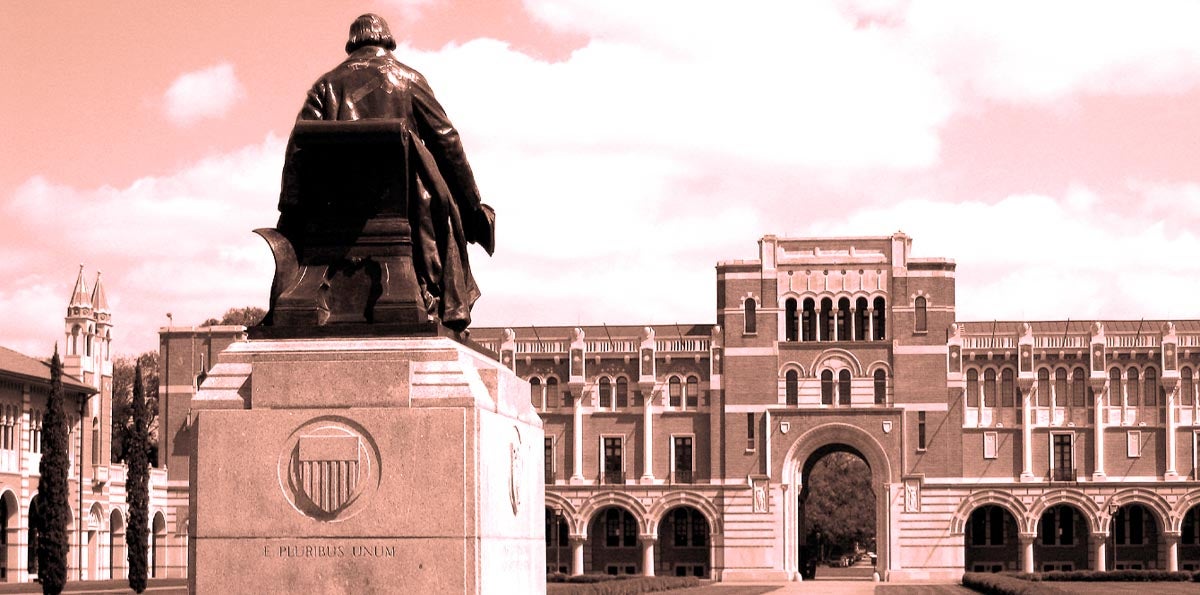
left=655, top=506, right=710, bottom=578
left=1035, top=504, right=1090, bottom=571
left=586, top=506, right=640, bottom=575
left=964, top=505, right=1019, bottom=572
left=782, top=423, right=894, bottom=581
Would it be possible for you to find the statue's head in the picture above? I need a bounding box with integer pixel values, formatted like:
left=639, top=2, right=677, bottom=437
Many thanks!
left=346, top=13, right=397, bottom=54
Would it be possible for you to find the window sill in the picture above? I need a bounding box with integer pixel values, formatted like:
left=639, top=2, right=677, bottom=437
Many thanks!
left=913, top=330, right=928, bottom=336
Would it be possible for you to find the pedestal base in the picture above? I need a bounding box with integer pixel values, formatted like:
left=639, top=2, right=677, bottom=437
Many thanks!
left=188, top=337, right=544, bottom=594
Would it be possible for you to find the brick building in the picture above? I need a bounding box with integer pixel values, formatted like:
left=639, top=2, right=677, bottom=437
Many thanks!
left=0, top=268, right=174, bottom=583
left=159, top=232, right=1200, bottom=581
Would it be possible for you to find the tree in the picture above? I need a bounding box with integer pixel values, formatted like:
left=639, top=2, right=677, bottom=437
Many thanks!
left=804, top=452, right=875, bottom=554
left=201, top=306, right=266, bottom=327
left=126, top=362, right=150, bottom=593
left=37, top=348, right=71, bottom=594
left=111, top=352, right=159, bottom=466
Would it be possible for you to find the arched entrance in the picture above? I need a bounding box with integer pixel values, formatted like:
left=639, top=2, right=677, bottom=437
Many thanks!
left=1035, top=504, right=1090, bottom=571
left=545, top=507, right=570, bottom=575
left=797, top=447, right=875, bottom=579
left=0, top=491, right=15, bottom=582
left=586, top=507, right=640, bottom=575
left=151, top=512, right=167, bottom=578
left=1109, top=504, right=1160, bottom=570
left=655, top=506, right=710, bottom=578
left=782, top=423, right=894, bottom=581
left=964, top=505, right=1019, bottom=572
left=109, top=508, right=125, bottom=580
left=26, top=495, right=42, bottom=580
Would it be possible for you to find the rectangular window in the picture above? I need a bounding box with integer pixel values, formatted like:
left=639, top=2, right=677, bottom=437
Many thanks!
left=1052, top=433, right=1073, bottom=481
left=669, top=379, right=682, bottom=408
left=545, top=437, right=555, bottom=483
left=673, top=436, right=694, bottom=483
left=686, top=378, right=699, bottom=408
left=983, top=431, right=998, bottom=459
left=746, top=413, right=756, bottom=451
left=616, top=380, right=628, bottom=408
left=603, top=437, right=623, bottom=484
left=917, top=412, right=927, bottom=451
left=1127, top=430, right=1141, bottom=458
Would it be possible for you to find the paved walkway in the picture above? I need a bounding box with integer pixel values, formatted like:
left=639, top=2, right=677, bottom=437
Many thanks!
left=662, top=579, right=975, bottom=595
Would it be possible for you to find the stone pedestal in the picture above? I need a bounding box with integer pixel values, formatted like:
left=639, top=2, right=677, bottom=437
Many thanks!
left=188, top=337, right=545, bottom=594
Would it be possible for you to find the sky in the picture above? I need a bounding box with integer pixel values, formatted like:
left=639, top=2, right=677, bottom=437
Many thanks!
left=4, top=0, right=1200, bottom=357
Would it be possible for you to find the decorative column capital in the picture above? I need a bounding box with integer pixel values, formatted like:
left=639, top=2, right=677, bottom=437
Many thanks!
left=568, top=535, right=587, bottom=547
left=638, top=534, right=658, bottom=545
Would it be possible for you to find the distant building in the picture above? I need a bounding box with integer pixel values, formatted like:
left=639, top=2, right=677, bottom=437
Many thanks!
left=0, top=268, right=174, bottom=583
left=161, top=232, right=1200, bottom=581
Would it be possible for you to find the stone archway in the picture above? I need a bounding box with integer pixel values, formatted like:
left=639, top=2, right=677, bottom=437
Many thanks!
left=781, top=423, right=894, bottom=581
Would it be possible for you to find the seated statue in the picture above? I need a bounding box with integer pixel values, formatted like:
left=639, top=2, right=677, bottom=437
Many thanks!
left=256, top=13, right=494, bottom=335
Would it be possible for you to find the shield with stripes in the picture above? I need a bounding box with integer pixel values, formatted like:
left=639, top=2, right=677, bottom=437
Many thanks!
left=292, top=434, right=361, bottom=516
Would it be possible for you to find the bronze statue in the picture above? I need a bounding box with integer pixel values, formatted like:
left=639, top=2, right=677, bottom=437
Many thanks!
left=257, top=13, right=494, bottom=335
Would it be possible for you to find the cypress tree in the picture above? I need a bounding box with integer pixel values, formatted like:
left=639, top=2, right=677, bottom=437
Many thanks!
left=126, top=362, right=149, bottom=593
left=37, top=348, right=71, bottom=595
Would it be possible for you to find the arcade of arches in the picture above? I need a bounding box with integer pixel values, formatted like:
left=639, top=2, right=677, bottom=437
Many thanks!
left=545, top=502, right=715, bottom=577
left=960, top=497, right=1200, bottom=573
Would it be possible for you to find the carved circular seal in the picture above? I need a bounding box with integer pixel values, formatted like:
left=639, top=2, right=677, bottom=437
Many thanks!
left=277, top=416, right=382, bottom=522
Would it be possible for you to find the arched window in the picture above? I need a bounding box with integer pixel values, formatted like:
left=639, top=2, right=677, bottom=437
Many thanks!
left=983, top=369, right=996, bottom=407
left=1184, top=367, right=1195, bottom=406
left=686, top=376, right=699, bottom=407
left=1037, top=369, right=1050, bottom=407
left=669, top=377, right=682, bottom=407
left=1071, top=368, right=1086, bottom=408
left=837, top=297, right=852, bottom=341
left=616, top=377, right=629, bottom=408
left=785, top=299, right=798, bottom=342
left=598, top=377, right=612, bottom=408
left=838, top=370, right=851, bottom=405
left=855, top=297, right=869, bottom=341
left=1127, top=368, right=1140, bottom=407
left=1055, top=369, right=1067, bottom=408
left=872, top=297, right=886, bottom=340
left=819, top=298, right=834, bottom=341
left=802, top=299, right=816, bottom=341
left=786, top=370, right=798, bottom=406
left=1109, top=368, right=1122, bottom=407
left=1001, top=368, right=1015, bottom=407
left=743, top=299, right=757, bottom=335
left=91, top=417, right=99, bottom=466
left=820, top=370, right=834, bottom=405
left=85, top=333, right=92, bottom=357
left=873, top=369, right=887, bottom=405
left=914, top=296, right=927, bottom=333
left=530, top=377, right=542, bottom=408
left=70, top=325, right=81, bottom=356
left=966, top=369, right=979, bottom=408
left=546, top=377, right=560, bottom=408
left=1144, top=367, right=1158, bottom=407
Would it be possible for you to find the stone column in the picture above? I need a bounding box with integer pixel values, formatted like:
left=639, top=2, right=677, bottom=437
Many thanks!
left=1094, top=383, right=1106, bottom=479
left=1019, top=533, right=1036, bottom=573
left=571, top=403, right=584, bottom=482
left=832, top=310, right=840, bottom=341
left=1166, top=386, right=1179, bottom=478
left=816, top=309, right=824, bottom=341
left=1166, top=533, right=1180, bottom=572
left=641, top=402, right=655, bottom=482
left=570, top=536, right=586, bottom=576
left=1092, top=533, right=1107, bottom=572
left=640, top=535, right=657, bottom=577
left=868, top=311, right=875, bottom=342
left=850, top=308, right=857, bottom=341
left=1021, top=385, right=1034, bottom=480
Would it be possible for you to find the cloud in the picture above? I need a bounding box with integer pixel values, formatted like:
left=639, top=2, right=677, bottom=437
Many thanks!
left=809, top=187, right=1200, bottom=323
left=861, top=1, right=1200, bottom=103
left=1, top=136, right=284, bottom=355
left=162, top=63, right=245, bottom=126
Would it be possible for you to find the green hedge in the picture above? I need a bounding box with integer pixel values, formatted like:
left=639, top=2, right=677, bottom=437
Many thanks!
left=548, top=576, right=701, bottom=594
left=1015, top=570, right=1196, bottom=582
left=548, top=573, right=626, bottom=584
left=962, top=572, right=1070, bottom=594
